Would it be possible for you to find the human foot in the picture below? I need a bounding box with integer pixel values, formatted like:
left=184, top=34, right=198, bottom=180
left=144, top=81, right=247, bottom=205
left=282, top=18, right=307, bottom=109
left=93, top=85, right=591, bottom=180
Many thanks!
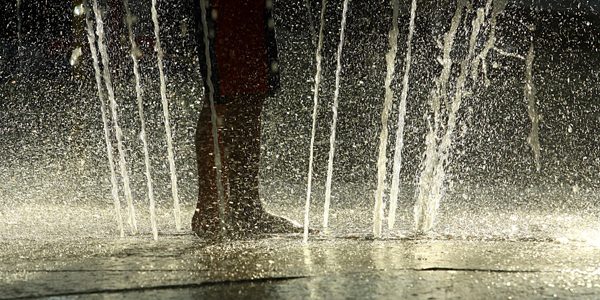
left=191, top=204, right=223, bottom=237
left=248, top=211, right=304, bottom=234
left=193, top=207, right=310, bottom=237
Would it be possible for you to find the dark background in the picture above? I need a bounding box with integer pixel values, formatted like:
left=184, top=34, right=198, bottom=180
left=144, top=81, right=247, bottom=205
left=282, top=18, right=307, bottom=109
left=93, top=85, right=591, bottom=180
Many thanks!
left=0, top=0, right=598, bottom=213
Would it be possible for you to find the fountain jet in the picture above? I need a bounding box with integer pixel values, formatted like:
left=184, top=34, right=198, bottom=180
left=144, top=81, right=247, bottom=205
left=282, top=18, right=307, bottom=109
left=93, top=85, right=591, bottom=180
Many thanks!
left=92, top=0, right=138, bottom=234
left=199, top=0, right=227, bottom=233
left=415, top=1, right=488, bottom=232
left=303, top=0, right=328, bottom=243
left=151, top=0, right=182, bottom=231
left=525, top=40, right=541, bottom=172
left=123, top=0, right=158, bottom=240
left=322, top=0, right=350, bottom=236
left=373, top=0, right=401, bottom=238
left=83, top=0, right=124, bottom=238
left=387, top=0, right=418, bottom=232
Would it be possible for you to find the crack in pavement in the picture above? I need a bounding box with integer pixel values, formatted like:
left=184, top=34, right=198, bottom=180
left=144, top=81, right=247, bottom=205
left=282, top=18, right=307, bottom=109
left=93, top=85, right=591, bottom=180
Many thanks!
left=1, top=276, right=310, bottom=300
left=1, top=267, right=565, bottom=299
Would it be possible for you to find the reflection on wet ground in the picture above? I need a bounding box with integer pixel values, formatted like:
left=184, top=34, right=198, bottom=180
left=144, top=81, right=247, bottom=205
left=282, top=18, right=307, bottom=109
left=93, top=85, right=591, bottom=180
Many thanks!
left=2, top=227, right=600, bottom=298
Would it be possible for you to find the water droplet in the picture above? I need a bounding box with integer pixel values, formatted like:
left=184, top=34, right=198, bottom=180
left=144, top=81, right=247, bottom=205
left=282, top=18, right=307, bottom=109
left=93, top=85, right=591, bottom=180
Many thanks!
left=73, top=4, right=84, bottom=16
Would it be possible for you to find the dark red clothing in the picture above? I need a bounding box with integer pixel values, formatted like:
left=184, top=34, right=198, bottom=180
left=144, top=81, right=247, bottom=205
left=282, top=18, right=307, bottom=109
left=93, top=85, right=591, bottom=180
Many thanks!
left=213, top=0, right=269, bottom=97
left=194, top=0, right=279, bottom=102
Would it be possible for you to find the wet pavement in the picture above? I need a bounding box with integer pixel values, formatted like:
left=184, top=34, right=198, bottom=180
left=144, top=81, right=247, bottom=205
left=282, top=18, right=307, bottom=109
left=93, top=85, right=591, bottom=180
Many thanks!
left=2, top=232, right=600, bottom=299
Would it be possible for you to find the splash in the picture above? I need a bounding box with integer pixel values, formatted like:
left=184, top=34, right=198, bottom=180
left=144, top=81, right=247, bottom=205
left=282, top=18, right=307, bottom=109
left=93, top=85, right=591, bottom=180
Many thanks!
left=124, top=0, right=158, bottom=240
left=387, top=0, right=418, bottom=231
left=151, top=0, right=181, bottom=231
left=304, top=0, right=328, bottom=242
left=373, top=0, right=401, bottom=238
left=525, top=40, right=541, bottom=172
left=83, top=0, right=124, bottom=238
left=415, top=1, right=488, bottom=232
left=199, top=0, right=227, bottom=232
left=92, top=0, right=138, bottom=234
left=322, top=0, right=350, bottom=236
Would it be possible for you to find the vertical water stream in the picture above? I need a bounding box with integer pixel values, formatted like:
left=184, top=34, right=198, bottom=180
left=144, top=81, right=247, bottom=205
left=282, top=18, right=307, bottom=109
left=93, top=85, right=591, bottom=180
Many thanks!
left=92, top=0, right=138, bottom=234
left=84, top=0, right=124, bottom=237
left=304, top=0, right=328, bottom=242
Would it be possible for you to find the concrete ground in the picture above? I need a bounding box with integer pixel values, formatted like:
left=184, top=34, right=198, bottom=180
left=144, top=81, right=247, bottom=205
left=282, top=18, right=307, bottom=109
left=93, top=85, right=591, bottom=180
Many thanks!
left=2, top=231, right=600, bottom=299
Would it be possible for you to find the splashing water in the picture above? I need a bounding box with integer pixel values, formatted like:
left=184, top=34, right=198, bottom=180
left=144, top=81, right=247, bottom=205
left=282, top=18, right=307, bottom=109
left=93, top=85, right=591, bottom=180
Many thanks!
left=323, top=0, right=350, bottom=236
left=525, top=40, right=541, bottom=172
left=151, top=0, right=181, bottom=231
left=199, top=0, right=226, bottom=232
left=373, top=0, right=401, bottom=238
left=413, top=0, right=467, bottom=233
left=387, top=0, right=417, bottom=232
left=471, top=0, right=508, bottom=87
left=124, top=0, right=158, bottom=240
left=415, top=1, right=488, bottom=233
left=304, top=0, right=328, bottom=242
left=16, top=0, right=22, bottom=58
left=69, top=47, right=83, bottom=66
left=92, top=0, right=138, bottom=234
left=303, top=0, right=317, bottom=48
left=83, top=0, right=124, bottom=238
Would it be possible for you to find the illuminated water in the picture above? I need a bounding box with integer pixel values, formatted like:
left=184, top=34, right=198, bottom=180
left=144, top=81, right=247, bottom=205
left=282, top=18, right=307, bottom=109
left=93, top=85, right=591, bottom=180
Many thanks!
left=0, top=0, right=599, bottom=297
left=525, top=40, right=541, bottom=173
left=92, top=0, right=138, bottom=234
left=199, top=0, right=226, bottom=230
left=415, top=1, right=488, bottom=232
left=151, top=0, right=181, bottom=231
left=387, top=0, right=417, bottom=231
left=322, top=0, right=350, bottom=237
left=124, top=0, right=158, bottom=240
left=83, top=0, right=124, bottom=238
left=303, top=0, right=328, bottom=242
left=373, top=0, right=401, bottom=238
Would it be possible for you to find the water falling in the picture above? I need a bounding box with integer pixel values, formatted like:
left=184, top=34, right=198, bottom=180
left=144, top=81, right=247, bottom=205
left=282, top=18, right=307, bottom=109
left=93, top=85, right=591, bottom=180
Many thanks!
left=413, top=0, right=466, bottom=233
left=123, top=0, right=158, bottom=240
left=373, top=0, right=401, bottom=238
left=83, top=0, right=124, bottom=238
left=16, top=0, right=22, bottom=57
left=322, top=0, right=350, bottom=235
left=493, top=47, right=525, bottom=60
left=303, top=0, right=317, bottom=47
left=387, top=0, right=417, bottom=231
left=304, top=0, right=327, bottom=242
left=415, top=1, right=487, bottom=232
left=92, top=0, right=138, bottom=233
left=199, top=0, right=226, bottom=232
left=525, top=40, right=541, bottom=172
left=151, top=0, right=181, bottom=231
left=471, top=0, right=508, bottom=86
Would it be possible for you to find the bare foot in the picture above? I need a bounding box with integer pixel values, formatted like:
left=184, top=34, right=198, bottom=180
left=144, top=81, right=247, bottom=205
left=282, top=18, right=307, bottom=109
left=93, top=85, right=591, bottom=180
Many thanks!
left=248, top=211, right=304, bottom=234
left=191, top=204, right=222, bottom=237
left=193, top=208, right=310, bottom=238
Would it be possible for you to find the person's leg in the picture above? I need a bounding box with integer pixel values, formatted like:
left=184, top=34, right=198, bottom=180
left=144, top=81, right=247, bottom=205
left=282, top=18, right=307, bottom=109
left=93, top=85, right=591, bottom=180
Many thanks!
left=225, top=95, right=303, bottom=235
left=193, top=95, right=303, bottom=237
left=225, top=95, right=263, bottom=230
left=191, top=0, right=303, bottom=237
left=192, top=102, right=228, bottom=234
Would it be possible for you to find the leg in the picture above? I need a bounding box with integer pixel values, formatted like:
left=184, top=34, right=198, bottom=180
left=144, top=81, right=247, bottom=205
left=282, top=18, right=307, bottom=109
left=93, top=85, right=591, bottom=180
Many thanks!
left=225, top=95, right=303, bottom=235
left=193, top=95, right=303, bottom=237
left=192, top=101, right=228, bottom=235
left=225, top=95, right=264, bottom=229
